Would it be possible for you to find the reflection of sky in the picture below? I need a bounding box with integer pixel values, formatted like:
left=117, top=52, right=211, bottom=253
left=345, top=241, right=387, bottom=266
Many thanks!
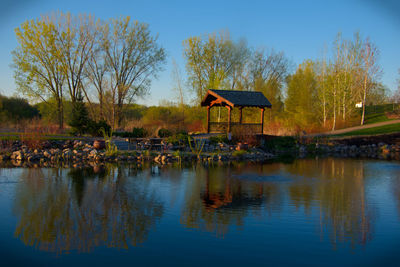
left=0, top=160, right=399, bottom=265
left=363, top=161, right=400, bottom=261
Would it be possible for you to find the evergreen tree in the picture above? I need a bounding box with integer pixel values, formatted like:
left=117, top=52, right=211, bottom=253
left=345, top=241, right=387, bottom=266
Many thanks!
left=69, top=91, right=90, bottom=135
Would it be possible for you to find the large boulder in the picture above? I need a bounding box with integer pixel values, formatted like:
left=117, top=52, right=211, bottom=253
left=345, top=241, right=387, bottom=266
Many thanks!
left=11, top=151, right=24, bottom=161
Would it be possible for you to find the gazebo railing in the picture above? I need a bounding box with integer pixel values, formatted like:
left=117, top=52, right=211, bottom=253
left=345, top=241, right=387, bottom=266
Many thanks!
left=209, top=122, right=262, bottom=134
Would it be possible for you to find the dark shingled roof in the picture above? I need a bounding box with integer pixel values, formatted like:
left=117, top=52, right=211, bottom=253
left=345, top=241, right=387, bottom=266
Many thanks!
left=201, top=89, right=272, bottom=108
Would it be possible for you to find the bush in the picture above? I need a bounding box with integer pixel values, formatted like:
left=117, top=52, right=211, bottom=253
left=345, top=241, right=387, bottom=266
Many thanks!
left=167, top=130, right=189, bottom=146
left=88, top=120, right=111, bottom=137
left=113, top=131, right=130, bottom=138
left=209, top=134, right=229, bottom=145
left=132, top=127, right=147, bottom=138
left=232, top=150, right=247, bottom=158
left=158, top=128, right=172, bottom=138
left=113, top=127, right=147, bottom=138
left=263, top=136, right=296, bottom=151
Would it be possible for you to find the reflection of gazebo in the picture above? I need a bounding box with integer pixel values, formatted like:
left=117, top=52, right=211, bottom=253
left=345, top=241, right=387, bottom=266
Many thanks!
left=201, top=89, right=272, bottom=134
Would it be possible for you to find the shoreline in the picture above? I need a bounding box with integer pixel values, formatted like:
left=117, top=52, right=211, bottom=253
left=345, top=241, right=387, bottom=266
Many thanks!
left=0, top=137, right=399, bottom=168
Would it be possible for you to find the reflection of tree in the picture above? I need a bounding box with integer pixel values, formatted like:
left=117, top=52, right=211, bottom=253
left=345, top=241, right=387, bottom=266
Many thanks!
left=390, top=167, right=400, bottom=219
left=180, top=163, right=281, bottom=236
left=286, top=158, right=374, bottom=248
left=12, top=165, right=164, bottom=253
left=181, top=159, right=375, bottom=248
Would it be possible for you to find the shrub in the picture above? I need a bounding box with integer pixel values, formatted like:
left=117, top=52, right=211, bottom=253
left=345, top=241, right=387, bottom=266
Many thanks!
left=232, top=150, right=247, bottom=157
left=209, top=134, right=229, bottom=145
left=113, top=131, right=131, bottom=138
left=166, top=130, right=189, bottom=146
left=20, top=129, right=43, bottom=150
left=158, top=128, right=172, bottom=138
left=263, top=136, right=296, bottom=151
left=88, top=120, right=111, bottom=137
left=132, top=127, right=147, bottom=138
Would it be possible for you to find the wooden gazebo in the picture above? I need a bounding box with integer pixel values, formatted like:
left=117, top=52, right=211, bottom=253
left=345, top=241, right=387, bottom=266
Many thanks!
left=201, top=89, right=272, bottom=134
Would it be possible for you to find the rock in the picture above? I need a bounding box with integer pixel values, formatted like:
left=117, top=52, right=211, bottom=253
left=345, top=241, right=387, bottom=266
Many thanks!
left=93, top=140, right=105, bottom=150
left=11, top=151, right=24, bottom=161
left=27, top=154, right=41, bottom=162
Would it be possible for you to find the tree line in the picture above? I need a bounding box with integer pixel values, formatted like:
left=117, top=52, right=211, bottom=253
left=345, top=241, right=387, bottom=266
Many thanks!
left=183, top=31, right=386, bottom=132
left=12, top=12, right=166, bottom=129
left=12, top=12, right=395, bottom=134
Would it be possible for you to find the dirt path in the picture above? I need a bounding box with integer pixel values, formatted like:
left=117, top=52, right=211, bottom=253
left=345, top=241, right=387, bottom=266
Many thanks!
left=313, top=119, right=400, bottom=136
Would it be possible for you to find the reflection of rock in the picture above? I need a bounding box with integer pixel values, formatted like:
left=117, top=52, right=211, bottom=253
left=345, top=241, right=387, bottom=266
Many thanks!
left=13, top=167, right=164, bottom=253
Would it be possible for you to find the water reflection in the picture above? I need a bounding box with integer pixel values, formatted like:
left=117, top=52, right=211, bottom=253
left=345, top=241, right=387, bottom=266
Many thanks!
left=180, top=159, right=376, bottom=248
left=180, top=163, right=282, bottom=236
left=286, top=159, right=374, bottom=248
left=12, top=165, right=164, bottom=253
left=8, top=158, right=399, bottom=255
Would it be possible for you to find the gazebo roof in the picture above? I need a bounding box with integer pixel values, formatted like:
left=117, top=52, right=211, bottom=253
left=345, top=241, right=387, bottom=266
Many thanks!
left=201, top=89, right=272, bottom=108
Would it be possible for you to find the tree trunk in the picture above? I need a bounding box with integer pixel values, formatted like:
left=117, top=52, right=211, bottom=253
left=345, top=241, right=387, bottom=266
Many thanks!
left=323, top=95, right=327, bottom=128
left=343, top=93, right=346, bottom=122
left=360, top=75, right=368, bottom=125
left=57, top=97, right=64, bottom=129
left=332, top=90, right=336, bottom=131
left=99, top=92, right=104, bottom=120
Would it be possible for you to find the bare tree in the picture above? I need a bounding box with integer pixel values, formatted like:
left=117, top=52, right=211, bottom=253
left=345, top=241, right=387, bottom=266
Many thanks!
left=85, top=21, right=109, bottom=120
left=249, top=48, right=290, bottom=116
left=55, top=12, right=98, bottom=103
left=171, top=59, right=185, bottom=123
left=102, top=17, right=166, bottom=128
left=360, top=38, right=381, bottom=125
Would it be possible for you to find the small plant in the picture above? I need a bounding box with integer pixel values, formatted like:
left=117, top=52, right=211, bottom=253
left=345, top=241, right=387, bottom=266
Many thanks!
left=188, top=136, right=205, bottom=157
left=232, top=150, right=247, bottom=157
left=100, top=128, right=118, bottom=156
left=209, top=134, right=229, bottom=145
left=19, top=128, right=43, bottom=150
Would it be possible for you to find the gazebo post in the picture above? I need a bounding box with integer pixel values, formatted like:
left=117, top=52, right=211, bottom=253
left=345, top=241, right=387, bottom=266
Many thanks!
left=207, top=106, right=210, bottom=133
left=228, top=106, right=232, bottom=133
left=239, top=107, right=243, bottom=124
left=260, top=108, right=265, bottom=134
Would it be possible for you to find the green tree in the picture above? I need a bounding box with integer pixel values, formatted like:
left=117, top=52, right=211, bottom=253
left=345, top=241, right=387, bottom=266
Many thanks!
left=285, top=61, right=318, bottom=128
left=183, top=31, right=238, bottom=102
left=69, top=91, right=90, bottom=135
left=12, top=17, right=65, bottom=128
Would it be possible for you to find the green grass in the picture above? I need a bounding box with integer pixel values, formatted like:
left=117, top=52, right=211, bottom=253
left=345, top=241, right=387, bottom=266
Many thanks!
left=364, top=113, right=391, bottom=124
left=334, top=123, right=400, bottom=137
left=363, top=103, right=399, bottom=124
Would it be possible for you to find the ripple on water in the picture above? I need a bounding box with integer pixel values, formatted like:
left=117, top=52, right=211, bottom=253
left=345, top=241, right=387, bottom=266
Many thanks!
left=232, top=173, right=293, bottom=183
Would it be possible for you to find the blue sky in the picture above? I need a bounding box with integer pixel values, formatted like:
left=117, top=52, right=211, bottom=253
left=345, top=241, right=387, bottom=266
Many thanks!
left=1, top=0, right=399, bottom=105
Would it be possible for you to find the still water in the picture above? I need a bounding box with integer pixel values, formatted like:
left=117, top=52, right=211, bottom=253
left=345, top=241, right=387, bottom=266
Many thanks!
left=0, top=158, right=400, bottom=266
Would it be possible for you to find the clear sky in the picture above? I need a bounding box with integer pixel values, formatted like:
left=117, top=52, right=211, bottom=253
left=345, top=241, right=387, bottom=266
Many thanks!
left=0, top=0, right=399, bottom=105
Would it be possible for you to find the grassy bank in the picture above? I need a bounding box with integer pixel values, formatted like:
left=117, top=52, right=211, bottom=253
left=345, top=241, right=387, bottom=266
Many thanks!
left=333, top=123, right=400, bottom=137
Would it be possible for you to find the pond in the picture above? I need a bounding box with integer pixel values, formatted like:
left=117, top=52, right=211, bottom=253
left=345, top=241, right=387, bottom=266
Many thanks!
left=0, top=158, right=400, bottom=266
